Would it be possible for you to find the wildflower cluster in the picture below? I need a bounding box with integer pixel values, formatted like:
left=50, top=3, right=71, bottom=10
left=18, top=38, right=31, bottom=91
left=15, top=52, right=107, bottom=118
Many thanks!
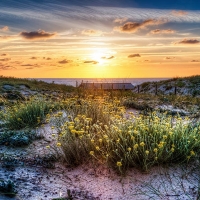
left=50, top=96, right=200, bottom=172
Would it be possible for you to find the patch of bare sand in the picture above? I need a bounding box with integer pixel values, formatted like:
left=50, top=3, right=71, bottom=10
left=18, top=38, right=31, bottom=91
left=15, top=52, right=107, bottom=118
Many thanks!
left=0, top=124, right=199, bottom=200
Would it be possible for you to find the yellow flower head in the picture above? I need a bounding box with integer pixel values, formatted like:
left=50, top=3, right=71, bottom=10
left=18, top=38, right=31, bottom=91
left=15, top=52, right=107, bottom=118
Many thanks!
left=163, top=135, right=167, bottom=139
left=140, top=142, right=145, bottom=147
left=131, top=136, right=135, bottom=140
left=134, top=144, right=138, bottom=149
left=117, top=161, right=122, bottom=167
left=127, top=147, right=131, bottom=152
left=57, top=143, right=61, bottom=147
left=171, top=148, right=174, bottom=152
left=89, top=151, right=94, bottom=156
left=46, top=145, right=50, bottom=148
left=96, top=146, right=100, bottom=151
left=91, top=139, right=95, bottom=143
left=99, top=139, right=102, bottom=143
left=153, top=148, right=158, bottom=153
left=190, top=150, right=195, bottom=156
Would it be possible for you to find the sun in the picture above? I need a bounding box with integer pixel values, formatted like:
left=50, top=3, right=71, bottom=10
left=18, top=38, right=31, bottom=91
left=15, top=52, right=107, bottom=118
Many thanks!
left=91, top=51, right=105, bottom=64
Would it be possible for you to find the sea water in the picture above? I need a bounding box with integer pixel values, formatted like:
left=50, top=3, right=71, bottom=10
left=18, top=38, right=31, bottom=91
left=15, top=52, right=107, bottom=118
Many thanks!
left=35, top=78, right=169, bottom=87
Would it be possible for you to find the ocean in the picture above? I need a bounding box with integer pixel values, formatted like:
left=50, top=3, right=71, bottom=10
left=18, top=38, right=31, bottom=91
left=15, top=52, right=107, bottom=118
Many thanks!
left=36, top=78, right=170, bottom=87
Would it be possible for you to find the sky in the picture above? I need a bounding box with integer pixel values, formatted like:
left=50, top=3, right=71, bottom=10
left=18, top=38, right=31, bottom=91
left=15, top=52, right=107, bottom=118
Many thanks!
left=0, top=0, right=200, bottom=78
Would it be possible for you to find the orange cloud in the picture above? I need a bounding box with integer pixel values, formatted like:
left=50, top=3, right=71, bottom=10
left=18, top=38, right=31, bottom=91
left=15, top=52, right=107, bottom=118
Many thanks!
left=84, top=60, right=98, bottom=64
left=150, top=29, right=175, bottom=34
left=175, top=38, right=199, bottom=45
left=0, top=26, right=9, bottom=31
left=1, top=53, right=9, bottom=56
left=0, top=36, right=14, bottom=41
left=128, top=54, right=141, bottom=58
left=58, top=59, right=70, bottom=64
left=114, top=18, right=128, bottom=24
left=20, top=30, right=56, bottom=40
left=102, top=56, right=114, bottom=59
left=81, top=29, right=103, bottom=36
left=114, top=19, right=166, bottom=33
left=172, top=10, right=188, bottom=16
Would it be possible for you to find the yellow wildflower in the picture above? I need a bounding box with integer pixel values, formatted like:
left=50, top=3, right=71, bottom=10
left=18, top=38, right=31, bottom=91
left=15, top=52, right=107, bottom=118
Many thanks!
left=127, top=147, right=131, bottom=152
left=89, top=151, right=94, bottom=156
left=96, top=146, right=100, bottom=151
left=117, top=161, right=122, bottom=167
left=140, top=142, right=145, bottom=147
left=153, top=148, right=158, bottom=153
left=190, top=150, right=195, bottom=156
left=57, top=143, right=61, bottom=147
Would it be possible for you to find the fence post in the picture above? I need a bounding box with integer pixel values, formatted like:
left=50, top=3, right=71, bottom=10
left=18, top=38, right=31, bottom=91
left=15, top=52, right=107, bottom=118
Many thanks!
left=174, top=86, right=177, bottom=95
left=137, top=85, right=140, bottom=93
left=155, top=84, right=158, bottom=95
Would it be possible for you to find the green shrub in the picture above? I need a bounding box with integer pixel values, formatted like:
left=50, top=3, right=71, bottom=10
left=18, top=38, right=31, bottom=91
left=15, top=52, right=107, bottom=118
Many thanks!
left=2, top=97, right=60, bottom=130
left=53, top=97, right=200, bottom=173
left=0, top=130, right=37, bottom=146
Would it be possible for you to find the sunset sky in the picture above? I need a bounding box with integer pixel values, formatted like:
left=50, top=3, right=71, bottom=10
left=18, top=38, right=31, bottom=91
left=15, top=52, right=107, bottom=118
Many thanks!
left=0, top=0, right=200, bottom=78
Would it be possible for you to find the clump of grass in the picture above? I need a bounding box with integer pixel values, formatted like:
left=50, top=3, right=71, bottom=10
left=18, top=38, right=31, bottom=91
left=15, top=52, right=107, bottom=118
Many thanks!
left=0, top=129, right=37, bottom=146
left=1, top=97, right=60, bottom=130
left=0, top=75, right=75, bottom=93
left=52, top=97, right=200, bottom=173
left=0, top=180, right=17, bottom=197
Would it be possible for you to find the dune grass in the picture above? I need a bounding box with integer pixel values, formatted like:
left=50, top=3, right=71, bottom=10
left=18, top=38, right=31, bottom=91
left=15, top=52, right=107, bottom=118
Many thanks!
left=49, top=96, right=200, bottom=173
left=1, top=97, right=61, bottom=130
left=0, top=75, right=75, bottom=93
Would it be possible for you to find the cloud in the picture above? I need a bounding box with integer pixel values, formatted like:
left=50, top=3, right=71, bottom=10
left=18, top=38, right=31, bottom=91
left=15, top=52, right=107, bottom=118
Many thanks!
left=0, top=65, right=15, bottom=70
left=58, top=59, right=70, bottom=64
left=21, top=64, right=33, bottom=67
left=114, top=18, right=128, bottom=24
left=84, top=60, right=98, bottom=64
left=0, top=58, right=11, bottom=61
left=191, top=60, right=199, bottom=62
left=20, top=30, right=56, bottom=40
left=0, top=36, right=13, bottom=41
left=114, top=19, right=166, bottom=33
left=172, top=10, right=188, bottom=16
left=150, top=29, right=175, bottom=34
left=128, top=54, right=141, bottom=58
left=1, top=53, right=9, bottom=56
left=165, top=57, right=175, bottom=60
left=102, top=56, right=114, bottom=59
left=0, top=26, right=9, bottom=31
left=46, top=57, right=52, bottom=60
left=81, top=29, right=103, bottom=36
left=175, top=38, right=199, bottom=45
left=30, top=57, right=37, bottom=59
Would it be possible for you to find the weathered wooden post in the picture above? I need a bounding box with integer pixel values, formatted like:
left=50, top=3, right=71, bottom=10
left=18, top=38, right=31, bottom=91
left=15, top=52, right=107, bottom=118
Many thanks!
left=174, top=86, right=177, bottom=95
left=137, top=85, right=140, bottom=93
left=155, top=84, right=158, bottom=95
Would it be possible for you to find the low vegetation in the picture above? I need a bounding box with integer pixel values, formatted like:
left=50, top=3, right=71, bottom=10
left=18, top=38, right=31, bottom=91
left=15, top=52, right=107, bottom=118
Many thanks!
left=0, top=76, right=75, bottom=93
left=0, top=97, right=61, bottom=130
left=48, top=96, right=200, bottom=173
left=0, top=179, right=17, bottom=197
